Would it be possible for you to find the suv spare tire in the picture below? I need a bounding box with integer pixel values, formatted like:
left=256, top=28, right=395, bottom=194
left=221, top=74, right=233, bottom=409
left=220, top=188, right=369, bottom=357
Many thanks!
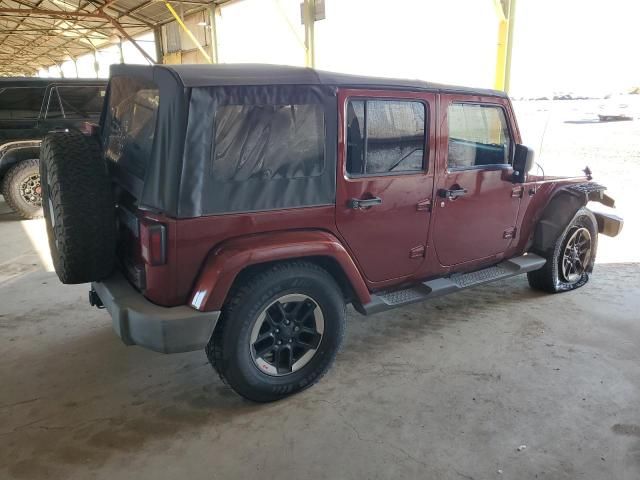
left=40, top=131, right=116, bottom=284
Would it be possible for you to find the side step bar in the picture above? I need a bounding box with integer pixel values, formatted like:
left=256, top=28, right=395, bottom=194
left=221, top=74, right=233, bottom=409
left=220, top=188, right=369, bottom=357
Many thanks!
left=361, top=254, right=546, bottom=315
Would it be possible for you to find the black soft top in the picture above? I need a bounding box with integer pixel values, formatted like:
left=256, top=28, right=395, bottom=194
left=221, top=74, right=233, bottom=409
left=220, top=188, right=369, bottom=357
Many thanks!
left=110, top=63, right=507, bottom=98
left=104, top=64, right=506, bottom=218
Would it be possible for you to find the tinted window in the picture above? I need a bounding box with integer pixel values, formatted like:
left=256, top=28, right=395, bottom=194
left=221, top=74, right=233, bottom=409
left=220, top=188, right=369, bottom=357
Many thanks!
left=104, top=77, right=159, bottom=180
left=0, top=87, right=45, bottom=119
left=346, top=99, right=425, bottom=175
left=56, top=86, right=106, bottom=118
left=213, top=104, right=325, bottom=182
left=447, top=103, right=511, bottom=169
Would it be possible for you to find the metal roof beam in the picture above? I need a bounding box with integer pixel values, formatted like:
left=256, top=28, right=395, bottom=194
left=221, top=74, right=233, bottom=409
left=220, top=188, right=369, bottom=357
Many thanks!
left=0, top=7, right=112, bottom=19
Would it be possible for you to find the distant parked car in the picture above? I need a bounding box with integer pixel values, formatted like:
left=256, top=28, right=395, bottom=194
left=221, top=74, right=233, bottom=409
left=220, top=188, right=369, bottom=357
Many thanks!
left=599, top=94, right=635, bottom=122
left=0, top=78, right=106, bottom=218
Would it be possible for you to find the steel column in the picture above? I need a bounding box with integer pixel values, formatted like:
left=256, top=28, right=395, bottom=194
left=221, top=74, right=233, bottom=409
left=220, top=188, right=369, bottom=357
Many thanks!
left=153, top=25, right=164, bottom=63
left=208, top=4, right=219, bottom=63
left=303, top=0, right=315, bottom=68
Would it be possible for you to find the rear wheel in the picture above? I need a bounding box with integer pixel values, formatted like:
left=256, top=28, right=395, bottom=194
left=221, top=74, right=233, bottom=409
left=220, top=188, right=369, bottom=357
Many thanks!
left=527, top=207, right=598, bottom=293
left=0, top=159, right=43, bottom=219
left=206, top=261, right=346, bottom=402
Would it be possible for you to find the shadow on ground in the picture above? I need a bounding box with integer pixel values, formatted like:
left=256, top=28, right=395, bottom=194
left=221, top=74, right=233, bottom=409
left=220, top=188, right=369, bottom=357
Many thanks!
left=0, top=268, right=555, bottom=479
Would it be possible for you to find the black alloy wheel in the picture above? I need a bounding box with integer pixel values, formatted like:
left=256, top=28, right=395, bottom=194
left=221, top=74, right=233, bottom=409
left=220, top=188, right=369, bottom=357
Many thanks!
left=559, top=227, right=592, bottom=283
left=206, top=261, right=346, bottom=402
left=250, top=294, right=324, bottom=376
left=527, top=207, right=598, bottom=293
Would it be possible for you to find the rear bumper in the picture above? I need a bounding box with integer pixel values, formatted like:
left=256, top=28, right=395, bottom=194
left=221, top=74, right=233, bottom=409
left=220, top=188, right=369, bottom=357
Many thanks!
left=91, top=272, right=220, bottom=354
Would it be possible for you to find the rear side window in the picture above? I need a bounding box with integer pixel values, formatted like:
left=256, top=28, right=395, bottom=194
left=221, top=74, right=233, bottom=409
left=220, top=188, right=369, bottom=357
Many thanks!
left=104, top=77, right=159, bottom=180
left=0, top=87, right=45, bottom=120
left=447, top=103, right=511, bottom=169
left=346, top=99, right=426, bottom=175
left=55, top=86, right=106, bottom=118
left=213, top=104, right=325, bottom=182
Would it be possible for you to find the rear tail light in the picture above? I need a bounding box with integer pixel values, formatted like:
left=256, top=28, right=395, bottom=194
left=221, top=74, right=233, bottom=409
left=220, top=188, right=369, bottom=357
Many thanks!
left=140, top=220, right=167, bottom=266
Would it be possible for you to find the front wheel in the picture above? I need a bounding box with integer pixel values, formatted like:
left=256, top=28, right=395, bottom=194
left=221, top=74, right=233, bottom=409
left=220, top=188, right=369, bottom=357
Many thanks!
left=0, top=159, right=43, bottom=219
left=527, top=207, right=598, bottom=293
left=206, top=261, right=346, bottom=402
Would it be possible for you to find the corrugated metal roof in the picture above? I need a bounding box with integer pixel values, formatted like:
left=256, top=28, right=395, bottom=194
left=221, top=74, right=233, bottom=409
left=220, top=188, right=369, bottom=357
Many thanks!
left=0, top=0, right=230, bottom=76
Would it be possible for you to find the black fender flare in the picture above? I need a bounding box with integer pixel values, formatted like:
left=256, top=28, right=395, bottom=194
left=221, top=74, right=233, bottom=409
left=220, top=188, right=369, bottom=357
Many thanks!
left=0, top=140, right=41, bottom=178
left=530, top=182, right=611, bottom=254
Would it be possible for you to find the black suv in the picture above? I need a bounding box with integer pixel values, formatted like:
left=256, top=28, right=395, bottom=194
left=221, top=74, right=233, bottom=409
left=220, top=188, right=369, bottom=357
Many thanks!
left=0, top=78, right=106, bottom=218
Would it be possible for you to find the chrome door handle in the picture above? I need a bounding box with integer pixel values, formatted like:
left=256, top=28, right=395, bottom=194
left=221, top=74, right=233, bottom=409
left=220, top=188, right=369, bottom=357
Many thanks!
left=349, top=197, right=383, bottom=209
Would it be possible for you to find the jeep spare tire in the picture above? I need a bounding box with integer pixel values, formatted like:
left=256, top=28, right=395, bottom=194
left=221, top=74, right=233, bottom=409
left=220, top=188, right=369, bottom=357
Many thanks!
left=40, top=131, right=116, bottom=284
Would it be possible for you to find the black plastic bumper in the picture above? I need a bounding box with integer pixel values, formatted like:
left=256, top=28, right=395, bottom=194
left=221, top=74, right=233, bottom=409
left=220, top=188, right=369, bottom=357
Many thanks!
left=91, top=272, right=220, bottom=354
left=593, top=211, right=624, bottom=237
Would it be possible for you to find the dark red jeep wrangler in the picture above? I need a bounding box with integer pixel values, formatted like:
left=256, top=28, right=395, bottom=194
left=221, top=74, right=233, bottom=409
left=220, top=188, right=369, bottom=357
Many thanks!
left=40, top=64, right=623, bottom=402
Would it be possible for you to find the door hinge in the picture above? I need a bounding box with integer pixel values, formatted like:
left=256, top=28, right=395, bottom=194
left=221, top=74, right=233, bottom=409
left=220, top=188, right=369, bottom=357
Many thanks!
left=511, top=186, right=524, bottom=198
left=416, top=199, right=432, bottom=212
left=503, top=227, right=517, bottom=239
left=409, top=245, right=426, bottom=259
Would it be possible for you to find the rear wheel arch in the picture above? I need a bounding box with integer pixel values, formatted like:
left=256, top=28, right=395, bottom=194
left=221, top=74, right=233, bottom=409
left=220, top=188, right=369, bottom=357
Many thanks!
left=189, top=231, right=371, bottom=312
left=228, top=255, right=358, bottom=305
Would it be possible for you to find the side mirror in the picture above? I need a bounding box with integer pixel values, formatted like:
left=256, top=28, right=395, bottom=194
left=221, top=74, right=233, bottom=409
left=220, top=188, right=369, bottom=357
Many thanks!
left=512, top=144, right=535, bottom=183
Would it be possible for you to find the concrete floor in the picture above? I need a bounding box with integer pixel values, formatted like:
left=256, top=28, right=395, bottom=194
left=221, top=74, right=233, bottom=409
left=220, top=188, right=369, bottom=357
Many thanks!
left=1, top=103, right=640, bottom=479
left=1, top=199, right=639, bottom=480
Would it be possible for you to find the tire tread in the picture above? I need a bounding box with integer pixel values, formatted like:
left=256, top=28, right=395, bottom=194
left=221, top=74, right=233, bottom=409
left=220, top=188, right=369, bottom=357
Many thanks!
left=1, top=159, right=43, bottom=219
left=206, top=260, right=346, bottom=402
left=40, top=132, right=116, bottom=284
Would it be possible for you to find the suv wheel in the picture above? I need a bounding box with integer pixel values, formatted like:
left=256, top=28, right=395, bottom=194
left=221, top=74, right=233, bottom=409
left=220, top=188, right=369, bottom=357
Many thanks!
left=1, top=159, right=43, bottom=219
left=527, top=207, right=598, bottom=293
left=206, top=261, right=346, bottom=402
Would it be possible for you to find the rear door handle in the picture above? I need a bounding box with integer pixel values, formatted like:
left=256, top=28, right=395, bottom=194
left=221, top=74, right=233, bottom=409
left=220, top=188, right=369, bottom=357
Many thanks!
left=438, top=188, right=467, bottom=200
left=349, top=197, right=383, bottom=209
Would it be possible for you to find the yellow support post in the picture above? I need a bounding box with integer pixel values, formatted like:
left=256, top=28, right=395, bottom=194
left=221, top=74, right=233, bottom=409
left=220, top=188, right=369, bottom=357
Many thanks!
left=493, top=0, right=516, bottom=93
left=493, top=3, right=507, bottom=90
left=164, top=1, right=213, bottom=64
left=504, top=0, right=517, bottom=93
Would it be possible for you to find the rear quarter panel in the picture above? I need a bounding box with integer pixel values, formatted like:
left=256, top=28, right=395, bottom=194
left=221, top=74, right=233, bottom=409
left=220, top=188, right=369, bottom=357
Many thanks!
left=142, top=206, right=342, bottom=306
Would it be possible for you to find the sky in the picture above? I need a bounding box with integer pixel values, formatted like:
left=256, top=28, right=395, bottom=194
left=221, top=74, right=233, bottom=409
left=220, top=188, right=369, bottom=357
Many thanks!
left=40, top=0, right=640, bottom=97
